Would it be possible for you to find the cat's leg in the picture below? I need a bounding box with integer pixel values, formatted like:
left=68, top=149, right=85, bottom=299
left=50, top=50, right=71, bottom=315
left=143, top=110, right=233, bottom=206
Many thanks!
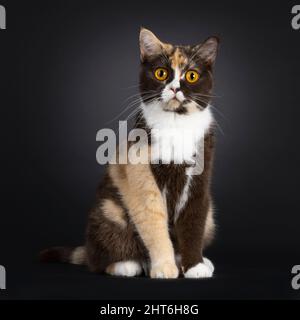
left=109, top=163, right=178, bottom=279
left=175, top=197, right=214, bottom=278
left=86, top=197, right=147, bottom=275
left=203, top=202, right=216, bottom=248
left=201, top=203, right=215, bottom=273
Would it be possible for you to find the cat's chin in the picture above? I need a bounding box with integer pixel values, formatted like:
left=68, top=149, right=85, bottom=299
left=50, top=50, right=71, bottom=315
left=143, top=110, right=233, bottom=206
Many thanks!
left=163, top=99, right=182, bottom=112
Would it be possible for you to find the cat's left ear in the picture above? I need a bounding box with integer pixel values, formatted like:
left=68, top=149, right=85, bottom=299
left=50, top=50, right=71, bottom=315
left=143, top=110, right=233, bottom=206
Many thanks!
left=139, top=27, right=165, bottom=62
left=193, top=36, right=220, bottom=65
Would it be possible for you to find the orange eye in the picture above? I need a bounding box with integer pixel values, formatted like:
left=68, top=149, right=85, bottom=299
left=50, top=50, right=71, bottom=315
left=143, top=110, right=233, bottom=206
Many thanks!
left=185, top=70, right=199, bottom=83
left=154, top=68, right=168, bottom=81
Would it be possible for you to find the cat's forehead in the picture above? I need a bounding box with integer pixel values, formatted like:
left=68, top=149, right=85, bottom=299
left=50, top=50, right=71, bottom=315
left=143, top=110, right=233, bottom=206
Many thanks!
left=164, top=45, right=197, bottom=70
left=169, top=47, right=188, bottom=69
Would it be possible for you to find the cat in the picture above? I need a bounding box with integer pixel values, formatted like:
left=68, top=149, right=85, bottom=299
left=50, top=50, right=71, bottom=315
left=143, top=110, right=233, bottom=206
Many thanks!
left=40, top=28, right=219, bottom=279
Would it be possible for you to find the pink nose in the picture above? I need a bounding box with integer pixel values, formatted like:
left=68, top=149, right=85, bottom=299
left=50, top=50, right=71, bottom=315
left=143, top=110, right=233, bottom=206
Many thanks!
left=171, top=87, right=180, bottom=93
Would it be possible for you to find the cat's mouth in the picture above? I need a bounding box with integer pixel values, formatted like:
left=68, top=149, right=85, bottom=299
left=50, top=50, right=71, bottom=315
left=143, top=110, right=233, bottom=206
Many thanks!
left=162, top=85, right=189, bottom=111
left=163, top=98, right=184, bottom=112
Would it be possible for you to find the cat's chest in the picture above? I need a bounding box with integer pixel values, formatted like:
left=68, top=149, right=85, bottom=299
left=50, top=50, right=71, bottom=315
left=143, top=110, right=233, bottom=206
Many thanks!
left=151, top=127, right=201, bottom=164
left=151, top=164, right=194, bottom=223
left=142, top=103, right=213, bottom=164
left=142, top=103, right=213, bottom=221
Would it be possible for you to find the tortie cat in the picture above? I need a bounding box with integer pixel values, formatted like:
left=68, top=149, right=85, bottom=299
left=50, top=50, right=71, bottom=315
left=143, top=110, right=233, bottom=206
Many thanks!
left=40, top=28, right=220, bottom=279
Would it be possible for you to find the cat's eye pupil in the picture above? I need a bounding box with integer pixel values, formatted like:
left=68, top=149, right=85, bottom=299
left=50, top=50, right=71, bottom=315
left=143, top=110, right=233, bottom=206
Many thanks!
left=154, top=68, right=168, bottom=81
left=186, top=70, right=199, bottom=83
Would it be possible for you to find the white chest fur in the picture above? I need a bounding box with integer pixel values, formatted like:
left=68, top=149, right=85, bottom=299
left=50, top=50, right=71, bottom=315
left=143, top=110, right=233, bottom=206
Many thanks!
left=142, top=102, right=213, bottom=221
left=141, top=102, right=213, bottom=164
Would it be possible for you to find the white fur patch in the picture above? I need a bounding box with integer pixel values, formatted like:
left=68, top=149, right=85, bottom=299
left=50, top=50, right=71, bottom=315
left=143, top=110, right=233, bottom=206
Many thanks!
left=70, top=246, right=86, bottom=265
left=203, top=257, right=215, bottom=273
left=161, top=67, right=183, bottom=104
left=142, top=102, right=213, bottom=164
left=174, top=166, right=194, bottom=222
left=109, top=261, right=142, bottom=277
left=162, top=185, right=168, bottom=210
left=184, top=262, right=213, bottom=278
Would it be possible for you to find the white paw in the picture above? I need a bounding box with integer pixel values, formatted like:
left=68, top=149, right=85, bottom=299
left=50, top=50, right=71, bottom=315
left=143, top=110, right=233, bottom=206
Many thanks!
left=203, top=257, right=215, bottom=273
left=184, top=262, right=213, bottom=279
left=106, top=261, right=142, bottom=277
left=150, top=261, right=179, bottom=279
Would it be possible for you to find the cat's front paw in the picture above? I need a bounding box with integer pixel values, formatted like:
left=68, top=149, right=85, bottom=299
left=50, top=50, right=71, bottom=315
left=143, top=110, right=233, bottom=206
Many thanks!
left=184, top=262, right=213, bottom=279
left=150, top=260, right=179, bottom=279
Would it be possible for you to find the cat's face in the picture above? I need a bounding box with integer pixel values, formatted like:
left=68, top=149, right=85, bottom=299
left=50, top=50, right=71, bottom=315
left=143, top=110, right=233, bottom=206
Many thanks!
left=139, top=28, right=219, bottom=114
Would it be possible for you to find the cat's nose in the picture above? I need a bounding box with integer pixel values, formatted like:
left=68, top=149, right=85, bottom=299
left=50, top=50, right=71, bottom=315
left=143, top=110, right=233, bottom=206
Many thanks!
left=171, top=87, right=180, bottom=93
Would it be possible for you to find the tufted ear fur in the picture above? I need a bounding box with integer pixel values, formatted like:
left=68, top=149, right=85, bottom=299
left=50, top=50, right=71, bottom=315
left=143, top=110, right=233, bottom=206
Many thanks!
left=139, top=28, right=165, bottom=61
left=193, top=36, right=220, bottom=65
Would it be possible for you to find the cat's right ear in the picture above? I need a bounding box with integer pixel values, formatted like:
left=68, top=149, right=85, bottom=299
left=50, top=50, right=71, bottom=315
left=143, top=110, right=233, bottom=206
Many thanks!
left=193, top=36, right=220, bottom=66
left=139, top=28, right=164, bottom=62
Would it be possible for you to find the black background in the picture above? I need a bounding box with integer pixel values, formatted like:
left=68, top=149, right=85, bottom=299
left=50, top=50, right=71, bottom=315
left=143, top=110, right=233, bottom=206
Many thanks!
left=0, top=0, right=300, bottom=299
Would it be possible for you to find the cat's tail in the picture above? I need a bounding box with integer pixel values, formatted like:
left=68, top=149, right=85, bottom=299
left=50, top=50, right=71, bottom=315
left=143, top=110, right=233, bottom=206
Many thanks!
left=39, top=246, right=87, bottom=265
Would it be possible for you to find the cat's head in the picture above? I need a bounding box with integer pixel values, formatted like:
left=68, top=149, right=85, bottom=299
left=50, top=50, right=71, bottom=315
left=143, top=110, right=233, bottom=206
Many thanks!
left=139, top=28, right=219, bottom=114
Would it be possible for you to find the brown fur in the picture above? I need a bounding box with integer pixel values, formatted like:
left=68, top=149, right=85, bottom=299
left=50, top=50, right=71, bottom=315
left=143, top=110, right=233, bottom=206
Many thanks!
left=173, top=132, right=215, bottom=271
